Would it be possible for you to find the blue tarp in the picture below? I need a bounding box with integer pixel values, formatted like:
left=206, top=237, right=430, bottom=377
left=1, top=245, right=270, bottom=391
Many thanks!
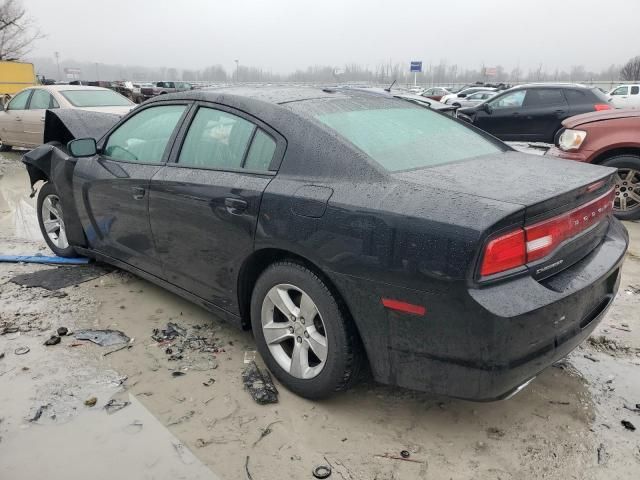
left=0, top=255, right=90, bottom=265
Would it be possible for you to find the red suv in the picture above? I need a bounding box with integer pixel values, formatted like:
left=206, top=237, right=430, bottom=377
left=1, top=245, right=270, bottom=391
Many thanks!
left=546, top=110, right=640, bottom=220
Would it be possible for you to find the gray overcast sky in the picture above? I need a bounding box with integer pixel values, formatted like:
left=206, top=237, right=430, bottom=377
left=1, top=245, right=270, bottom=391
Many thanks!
left=25, top=0, right=640, bottom=73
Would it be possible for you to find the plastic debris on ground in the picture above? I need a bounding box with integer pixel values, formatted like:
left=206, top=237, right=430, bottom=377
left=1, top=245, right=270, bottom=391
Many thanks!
left=241, top=361, right=278, bottom=404
left=74, top=329, right=130, bottom=347
left=152, top=321, right=222, bottom=372
left=9, top=264, right=111, bottom=290
left=104, top=398, right=130, bottom=414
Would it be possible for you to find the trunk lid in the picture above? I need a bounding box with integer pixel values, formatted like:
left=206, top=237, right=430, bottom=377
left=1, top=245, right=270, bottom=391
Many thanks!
left=393, top=151, right=615, bottom=219
left=394, top=151, right=617, bottom=281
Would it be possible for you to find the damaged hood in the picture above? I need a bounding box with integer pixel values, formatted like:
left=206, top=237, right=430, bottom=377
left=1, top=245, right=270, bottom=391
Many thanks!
left=43, top=108, right=122, bottom=145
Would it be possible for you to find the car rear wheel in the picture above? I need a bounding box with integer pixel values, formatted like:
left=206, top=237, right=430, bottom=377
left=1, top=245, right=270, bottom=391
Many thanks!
left=250, top=261, right=364, bottom=399
left=601, top=155, right=640, bottom=220
left=37, top=182, right=76, bottom=257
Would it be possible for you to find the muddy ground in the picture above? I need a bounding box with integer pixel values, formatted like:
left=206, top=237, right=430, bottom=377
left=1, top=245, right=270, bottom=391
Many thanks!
left=1, top=152, right=639, bottom=480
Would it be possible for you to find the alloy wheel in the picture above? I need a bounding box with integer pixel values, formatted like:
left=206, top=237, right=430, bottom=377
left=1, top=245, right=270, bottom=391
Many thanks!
left=260, top=283, right=328, bottom=379
left=614, top=168, right=640, bottom=213
left=41, top=194, right=69, bottom=249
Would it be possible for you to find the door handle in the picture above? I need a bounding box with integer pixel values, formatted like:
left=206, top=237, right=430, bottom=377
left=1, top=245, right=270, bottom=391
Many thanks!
left=224, top=197, right=248, bottom=215
left=132, top=186, right=145, bottom=200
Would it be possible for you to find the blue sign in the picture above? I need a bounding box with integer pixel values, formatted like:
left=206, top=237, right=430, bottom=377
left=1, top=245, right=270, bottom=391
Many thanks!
left=410, top=61, right=422, bottom=73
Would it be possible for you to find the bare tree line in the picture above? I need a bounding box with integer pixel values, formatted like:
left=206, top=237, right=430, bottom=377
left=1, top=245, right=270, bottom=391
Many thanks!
left=0, top=0, right=43, bottom=60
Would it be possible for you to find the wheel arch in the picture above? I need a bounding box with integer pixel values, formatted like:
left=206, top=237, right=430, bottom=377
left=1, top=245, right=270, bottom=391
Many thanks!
left=591, top=147, right=640, bottom=165
left=237, top=249, right=366, bottom=356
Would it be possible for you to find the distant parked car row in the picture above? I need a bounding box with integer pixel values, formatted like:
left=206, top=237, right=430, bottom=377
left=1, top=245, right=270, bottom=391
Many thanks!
left=141, top=81, right=193, bottom=100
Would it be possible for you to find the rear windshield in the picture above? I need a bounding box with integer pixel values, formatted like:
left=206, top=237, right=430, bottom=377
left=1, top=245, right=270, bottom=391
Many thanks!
left=60, top=90, right=133, bottom=107
left=310, top=102, right=503, bottom=171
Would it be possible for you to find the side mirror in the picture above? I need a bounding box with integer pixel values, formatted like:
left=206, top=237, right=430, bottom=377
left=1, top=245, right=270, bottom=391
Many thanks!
left=458, top=93, right=467, bottom=98
left=482, top=103, right=493, bottom=114
left=67, top=138, right=97, bottom=157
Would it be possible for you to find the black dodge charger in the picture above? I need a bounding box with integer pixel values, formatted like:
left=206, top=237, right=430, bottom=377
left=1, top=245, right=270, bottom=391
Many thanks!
left=23, top=87, right=628, bottom=400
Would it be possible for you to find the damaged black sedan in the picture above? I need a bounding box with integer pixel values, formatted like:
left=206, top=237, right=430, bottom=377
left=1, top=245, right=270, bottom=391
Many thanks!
left=23, top=87, right=628, bottom=400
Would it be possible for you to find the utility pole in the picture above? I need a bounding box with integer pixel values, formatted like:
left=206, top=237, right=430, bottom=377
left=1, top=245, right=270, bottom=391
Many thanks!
left=54, top=51, right=61, bottom=81
left=235, top=59, right=239, bottom=83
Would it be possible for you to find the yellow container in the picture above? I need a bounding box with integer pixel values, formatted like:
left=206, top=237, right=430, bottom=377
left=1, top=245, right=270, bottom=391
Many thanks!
left=0, top=61, right=36, bottom=96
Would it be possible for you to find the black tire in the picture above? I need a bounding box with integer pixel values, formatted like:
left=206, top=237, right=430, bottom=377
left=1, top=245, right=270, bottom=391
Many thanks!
left=37, top=182, right=77, bottom=257
left=601, top=155, right=640, bottom=221
left=250, top=261, right=364, bottom=399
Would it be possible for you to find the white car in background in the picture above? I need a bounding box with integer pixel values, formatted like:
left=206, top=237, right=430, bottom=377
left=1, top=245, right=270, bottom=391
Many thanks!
left=608, top=84, right=640, bottom=109
left=440, top=86, right=496, bottom=105
left=444, top=90, right=497, bottom=108
left=0, top=85, right=135, bottom=150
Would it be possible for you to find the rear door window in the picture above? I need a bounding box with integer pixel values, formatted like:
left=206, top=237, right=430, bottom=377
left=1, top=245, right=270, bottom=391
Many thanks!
left=178, top=107, right=255, bottom=170
left=104, top=105, right=187, bottom=163
left=244, top=129, right=277, bottom=171
left=29, top=90, right=58, bottom=109
left=523, top=89, right=567, bottom=107
left=631, top=86, right=640, bottom=95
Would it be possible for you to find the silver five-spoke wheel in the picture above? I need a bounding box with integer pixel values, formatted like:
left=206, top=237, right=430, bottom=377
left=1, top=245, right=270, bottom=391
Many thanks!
left=614, top=168, right=640, bottom=214
left=261, top=283, right=328, bottom=379
left=41, top=194, right=69, bottom=250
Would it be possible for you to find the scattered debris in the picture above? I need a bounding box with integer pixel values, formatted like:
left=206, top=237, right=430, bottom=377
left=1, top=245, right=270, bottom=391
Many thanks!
left=9, top=264, right=110, bottom=290
left=486, top=427, right=505, bottom=439
left=621, top=420, right=636, bottom=431
left=103, top=343, right=133, bottom=357
left=57, top=327, right=69, bottom=336
left=623, top=404, right=640, bottom=413
left=244, top=350, right=257, bottom=364
left=29, top=405, right=48, bottom=422
left=549, top=401, right=570, bottom=405
left=43, top=335, right=61, bottom=346
left=242, top=361, right=278, bottom=404
left=104, top=399, right=130, bottom=414
left=0, top=352, right=4, bottom=360
left=584, top=354, right=599, bottom=362
left=123, top=420, right=143, bottom=434
left=168, top=410, right=195, bottom=426
left=374, top=453, right=424, bottom=464
left=202, top=378, right=215, bottom=387
left=75, top=329, right=130, bottom=347
left=172, top=371, right=186, bottom=377
left=597, top=443, right=608, bottom=465
left=588, top=336, right=631, bottom=354
left=610, top=325, right=632, bottom=333
left=14, top=346, right=30, bottom=355
left=245, top=456, right=254, bottom=480
left=152, top=322, right=186, bottom=342
left=253, top=420, right=281, bottom=446
left=312, top=464, right=332, bottom=479
left=84, top=397, right=97, bottom=407
left=195, top=438, right=213, bottom=448
left=625, top=285, right=640, bottom=295
left=400, top=450, right=411, bottom=458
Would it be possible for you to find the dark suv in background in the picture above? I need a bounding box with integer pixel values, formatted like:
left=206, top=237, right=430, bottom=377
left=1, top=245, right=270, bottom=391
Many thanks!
left=457, top=84, right=613, bottom=143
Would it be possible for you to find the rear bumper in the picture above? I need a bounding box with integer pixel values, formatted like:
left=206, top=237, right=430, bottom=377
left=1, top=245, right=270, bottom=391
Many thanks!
left=331, top=218, right=628, bottom=400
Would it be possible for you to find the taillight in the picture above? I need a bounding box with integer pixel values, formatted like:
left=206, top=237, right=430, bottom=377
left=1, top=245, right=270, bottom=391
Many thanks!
left=480, top=188, right=615, bottom=277
left=594, top=103, right=612, bottom=111
left=480, top=229, right=526, bottom=276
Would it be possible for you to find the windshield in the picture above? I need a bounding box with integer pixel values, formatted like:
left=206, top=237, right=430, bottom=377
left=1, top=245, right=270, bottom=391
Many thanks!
left=312, top=103, right=503, bottom=172
left=60, top=89, right=133, bottom=107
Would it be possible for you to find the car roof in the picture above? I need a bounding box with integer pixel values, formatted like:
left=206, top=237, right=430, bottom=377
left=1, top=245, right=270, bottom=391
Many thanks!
left=37, top=85, right=114, bottom=92
left=166, top=85, right=349, bottom=105
left=511, top=83, right=593, bottom=90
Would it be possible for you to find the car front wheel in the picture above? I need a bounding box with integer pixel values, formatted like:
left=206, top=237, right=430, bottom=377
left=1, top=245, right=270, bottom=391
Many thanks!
left=37, top=182, right=76, bottom=257
left=601, top=155, right=640, bottom=220
left=250, top=261, right=364, bottom=399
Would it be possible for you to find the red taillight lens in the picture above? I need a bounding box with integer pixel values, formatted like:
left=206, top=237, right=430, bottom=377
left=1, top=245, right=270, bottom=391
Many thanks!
left=480, top=229, right=526, bottom=276
left=525, top=188, right=615, bottom=262
left=480, top=188, right=615, bottom=277
left=594, top=103, right=612, bottom=111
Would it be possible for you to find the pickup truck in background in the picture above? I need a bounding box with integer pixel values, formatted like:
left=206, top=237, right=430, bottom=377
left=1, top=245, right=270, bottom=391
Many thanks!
left=140, top=81, right=193, bottom=100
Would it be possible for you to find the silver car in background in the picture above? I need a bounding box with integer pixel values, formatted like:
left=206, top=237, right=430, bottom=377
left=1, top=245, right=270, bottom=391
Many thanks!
left=0, top=85, right=135, bottom=151
left=444, top=90, right=497, bottom=108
